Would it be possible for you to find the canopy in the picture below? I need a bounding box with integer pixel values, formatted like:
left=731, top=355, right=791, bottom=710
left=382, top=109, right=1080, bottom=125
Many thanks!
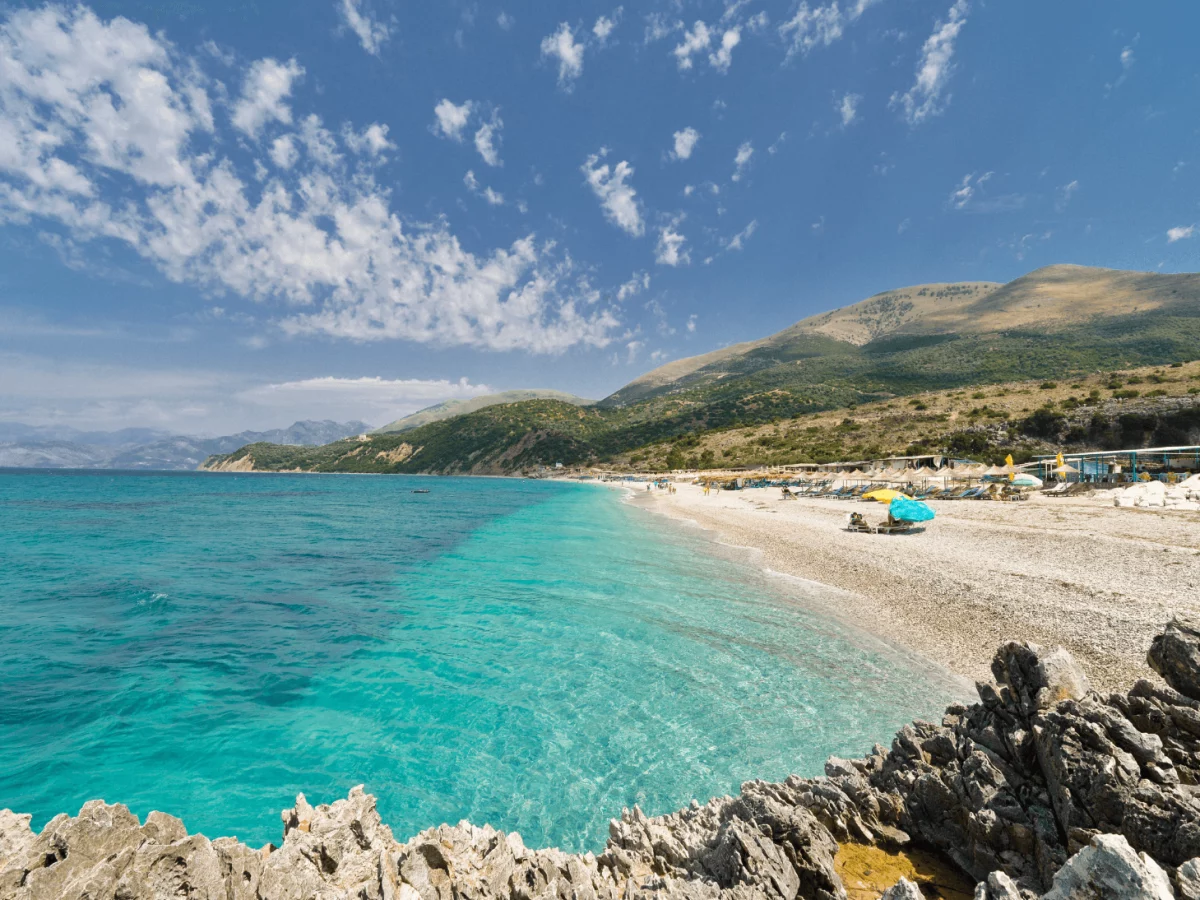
left=890, top=497, right=936, bottom=522
left=1011, top=474, right=1043, bottom=488
left=1054, top=464, right=1078, bottom=475
left=914, top=466, right=938, bottom=477
left=864, top=488, right=913, bottom=503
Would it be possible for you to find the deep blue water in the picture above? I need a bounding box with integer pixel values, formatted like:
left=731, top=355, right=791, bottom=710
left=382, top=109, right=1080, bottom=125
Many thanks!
left=0, top=471, right=963, bottom=850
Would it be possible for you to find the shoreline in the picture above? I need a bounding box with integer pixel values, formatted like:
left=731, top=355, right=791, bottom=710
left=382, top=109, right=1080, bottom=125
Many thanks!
left=623, top=481, right=1200, bottom=692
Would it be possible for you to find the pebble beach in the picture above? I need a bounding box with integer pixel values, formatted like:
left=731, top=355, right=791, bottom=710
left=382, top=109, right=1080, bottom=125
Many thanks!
left=635, top=483, right=1200, bottom=692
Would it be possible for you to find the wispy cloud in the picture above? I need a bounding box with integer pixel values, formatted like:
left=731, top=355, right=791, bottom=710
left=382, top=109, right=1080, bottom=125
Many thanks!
left=1055, top=179, right=1079, bottom=212
left=890, top=0, right=968, bottom=125
left=673, top=21, right=711, bottom=70
left=779, top=0, right=881, bottom=59
left=656, top=217, right=690, bottom=267
left=731, top=142, right=754, bottom=182
left=1168, top=226, right=1195, bottom=243
left=671, top=127, right=700, bottom=161
left=337, top=0, right=390, bottom=56
left=581, top=149, right=645, bottom=237
left=724, top=219, right=758, bottom=251
left=431, top=99, right=473, bottom=141
left=0, top=5, right=617, bottom=353
left=541, top=22, right=585, bottom=88
left=838, top=92, right=861, bottom=127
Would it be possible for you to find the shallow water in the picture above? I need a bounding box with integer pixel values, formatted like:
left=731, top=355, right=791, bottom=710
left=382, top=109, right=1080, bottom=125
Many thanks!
left=0, top=471, right=963, bottom=850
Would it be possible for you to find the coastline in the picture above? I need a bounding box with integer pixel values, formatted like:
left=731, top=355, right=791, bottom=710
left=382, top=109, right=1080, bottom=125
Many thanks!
left=623, top=481, right=1200, bottom=692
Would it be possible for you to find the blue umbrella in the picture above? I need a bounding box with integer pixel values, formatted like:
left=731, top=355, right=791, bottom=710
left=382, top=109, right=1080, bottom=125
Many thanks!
left=890, top=497, right=936, bottom=523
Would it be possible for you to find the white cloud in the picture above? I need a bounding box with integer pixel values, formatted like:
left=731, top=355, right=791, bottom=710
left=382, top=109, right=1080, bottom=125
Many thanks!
left=342, top=123, right=394, bottom=160
left=593, top=8, right=622, bottom=44
left=897, top=217, right=911, bottom=234
left=270, top=136, right=298, bottom=169
left=779, top=0, right=879, bottom=58
left=463, top=170, right=504, bottom=205
left=474, top=114, right=503, bottom=166
left=768, top=132, right=787, bottom=155
left=890, top=0, right=968, bottom=126
left=1168, top=226, right=1195, bottom=243
left=811, top=215, right=825, bottom=234
left=732, top=141, right=754, bottom=182
left=0, top=4, right=617, bottom=354
left=432, top=99, right=473, bottom=141
left=949, top=170, right=991, bottom=209
left=232, top=57, right=305, bottom=138
left=724, top=219, right=758, bottom=251
left=541, top=23, right=585, bottom=88
left=1120, top=45, right=1135, bottom=71
left=709, top=28, right=741, bottom=73
left=644, top=13, right=680, bottom=44
left=497, top=11, right=514, bottom=30
left=686, top=314, right=697, bottom=333
left=241, top=376, right=491, bottom=425
left=617, top=272, right=650, bottom=301
left=1055, top=179, right=1079, bottom=212
left=581, top=150, right=645, bottom=237
left=838, top=92, right=861, bottom=126
left=337, top=0, right=390, bottom=56
left=656, top=220, right=690, bottom=266
left=671, top=127, right=700, bottom=161
left=673, top=21, right=711, bottom=70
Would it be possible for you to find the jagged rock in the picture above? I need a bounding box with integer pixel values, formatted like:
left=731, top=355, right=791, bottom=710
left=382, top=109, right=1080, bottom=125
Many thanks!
left=261, top=784, right=397, bottom=900
left=1034, top=648, right=1091, bottom=710
left=879, top=876, right=922, bottom=899
left=1150, top=618, right=1200, bottom=702
left=1041, top=833, right=1174, bottom=899
left=1177, top=858, right=1200, bottom=900
left=970, top=870, right=1030, bottom=899
left=9, top=622, right=1200, bottom=900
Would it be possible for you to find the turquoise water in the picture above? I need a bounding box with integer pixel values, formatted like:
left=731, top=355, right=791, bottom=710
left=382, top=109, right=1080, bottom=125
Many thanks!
left=0, top=471, right=963, bottom=851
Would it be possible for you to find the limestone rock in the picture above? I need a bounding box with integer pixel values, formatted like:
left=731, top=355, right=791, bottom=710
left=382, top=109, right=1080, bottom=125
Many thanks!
left=1177, top=857, right=1200, bottom=900
left=879, top=876, right=922, bottom=899
left=1042, top=833, right=1174, bottom=900
left=1034, top=648, right=1091, bottom=710
left=1149, top=617, right=1200, bottom=701
left=970, top=870, right=1030, bottom=899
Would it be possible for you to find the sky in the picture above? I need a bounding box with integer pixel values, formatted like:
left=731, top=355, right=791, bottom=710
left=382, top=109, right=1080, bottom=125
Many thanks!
left=0, top=0, right=1198, bottom=434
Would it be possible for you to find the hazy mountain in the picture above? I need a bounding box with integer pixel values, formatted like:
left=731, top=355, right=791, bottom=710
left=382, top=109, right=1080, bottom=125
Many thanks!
left=372, top=390, right=591, bottom=434
left=0, top=420, right=371, bottom=470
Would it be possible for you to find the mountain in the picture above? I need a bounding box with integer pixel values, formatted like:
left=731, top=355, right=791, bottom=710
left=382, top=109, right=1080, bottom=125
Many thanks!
left=0, top=420, right=370, bottom=470
left=372, top=390, right=591, bottom=434
left=605, top=265, right=1200, bottom=407
left=202, top=264, right=1200, bottom=476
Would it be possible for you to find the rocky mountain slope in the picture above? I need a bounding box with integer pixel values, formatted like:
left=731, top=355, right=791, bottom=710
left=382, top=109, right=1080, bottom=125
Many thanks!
left=6, top=620, right=1200, bottom=899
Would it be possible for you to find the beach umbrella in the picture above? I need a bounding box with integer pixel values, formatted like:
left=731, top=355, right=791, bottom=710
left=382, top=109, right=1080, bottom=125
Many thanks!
left=890, top=497, right=936, bottom=522
left=864, top=488, right=912, bottom=503
left=1011, top=474, right=1043, bottom=488
left=1055, top=463, right=1078, bottom=476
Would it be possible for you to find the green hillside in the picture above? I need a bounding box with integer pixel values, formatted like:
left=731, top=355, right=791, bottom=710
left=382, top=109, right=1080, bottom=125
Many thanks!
left=203, top=265, right=1200, bottom=475
left=372, top=389, right=591, bottom=434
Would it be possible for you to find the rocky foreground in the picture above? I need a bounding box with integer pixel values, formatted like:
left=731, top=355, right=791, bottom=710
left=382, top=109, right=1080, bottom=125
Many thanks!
left=9, top=622, right=1200, bottom=899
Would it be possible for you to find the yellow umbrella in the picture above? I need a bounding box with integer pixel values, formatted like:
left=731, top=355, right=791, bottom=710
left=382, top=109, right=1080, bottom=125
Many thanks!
left=1005, top=453, right=1016, bottom=482
left=863, top=488, right=913, bottom=503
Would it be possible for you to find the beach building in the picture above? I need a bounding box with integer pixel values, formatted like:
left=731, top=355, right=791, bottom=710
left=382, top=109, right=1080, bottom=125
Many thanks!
left=1035, top=445, right=1200, bottom=482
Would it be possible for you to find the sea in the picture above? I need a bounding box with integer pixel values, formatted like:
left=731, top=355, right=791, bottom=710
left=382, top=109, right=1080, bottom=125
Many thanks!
left=0, top=470, right=965, bottom=851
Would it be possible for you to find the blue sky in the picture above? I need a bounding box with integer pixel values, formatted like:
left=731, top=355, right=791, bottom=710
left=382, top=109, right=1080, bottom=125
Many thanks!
left=0, top=0, right=1197, bottom=433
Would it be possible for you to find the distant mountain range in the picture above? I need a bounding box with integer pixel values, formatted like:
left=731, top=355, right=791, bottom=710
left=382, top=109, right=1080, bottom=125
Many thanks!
left=0, top=420, right=371, bottom=470
left=203, top=264, right=1200, bottom=476
left=372, top=390, right=591, bottom=434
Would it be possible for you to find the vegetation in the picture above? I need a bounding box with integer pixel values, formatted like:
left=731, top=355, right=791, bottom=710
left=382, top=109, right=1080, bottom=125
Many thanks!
left=204, top=266, right=1200, bottom=476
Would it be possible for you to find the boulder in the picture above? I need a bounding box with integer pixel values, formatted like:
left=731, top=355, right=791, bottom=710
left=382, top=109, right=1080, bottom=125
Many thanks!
left=879, top=876, right=922, bottom=899
left=1149, top=618, right=1200, bottom=702
left=1177, top=858, right=1200, bottom=900
left=970, top=870, right=1030, bottom=899
left=1042, top=834, right=1174, bottom=899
